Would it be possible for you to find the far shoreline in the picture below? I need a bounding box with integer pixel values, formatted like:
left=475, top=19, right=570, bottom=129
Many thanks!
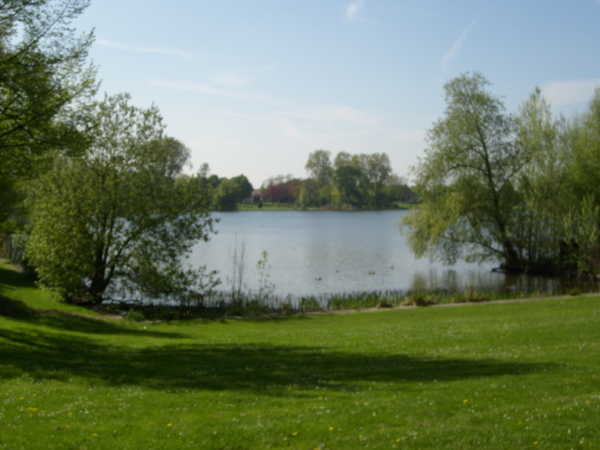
left=231, top=202, right=416, bottom=212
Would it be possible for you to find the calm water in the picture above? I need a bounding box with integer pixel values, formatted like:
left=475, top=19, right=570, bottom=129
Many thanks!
left=189, top=210, right=585, bottom=297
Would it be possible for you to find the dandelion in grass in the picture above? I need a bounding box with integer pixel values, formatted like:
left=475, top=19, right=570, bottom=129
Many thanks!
left=19, top=397, right=23, bottom=400
left=533, top=441, right=539, bottom=445
left=167, top=423, right=173, bottom=427
left=329, top=427, right=334, bottom=431
left=291, top=432, right=298, bottom=436
left=463, top=399, right=469, bottom=403
left=93, top=433, right=98, bottom=437
left=28, top=407, right=37, bottom=411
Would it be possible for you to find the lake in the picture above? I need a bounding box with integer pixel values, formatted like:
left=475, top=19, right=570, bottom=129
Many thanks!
left=189, top=210, right=586, bottom=297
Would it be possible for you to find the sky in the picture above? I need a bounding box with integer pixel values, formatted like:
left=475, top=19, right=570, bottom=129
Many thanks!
left=72, top=0, right=600, bottom=188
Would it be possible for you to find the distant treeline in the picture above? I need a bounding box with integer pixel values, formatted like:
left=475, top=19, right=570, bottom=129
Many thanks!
left=186, top=151, right=416, bottom=211
left=176, top=164, right=253, bottom=212
left=261, top=151, right=416, bottom=209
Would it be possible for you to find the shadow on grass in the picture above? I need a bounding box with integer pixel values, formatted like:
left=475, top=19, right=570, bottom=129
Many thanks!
left=0, top=266, right=35, bottom=289
left=32, top=314, right=187, bottom=339
left=0, top=326, right=556, bottom=395
left=0, top=295, right=37, bottom=319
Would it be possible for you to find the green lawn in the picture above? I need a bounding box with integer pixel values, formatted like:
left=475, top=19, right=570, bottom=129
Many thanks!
left=1, top=263, right=599, bottom=449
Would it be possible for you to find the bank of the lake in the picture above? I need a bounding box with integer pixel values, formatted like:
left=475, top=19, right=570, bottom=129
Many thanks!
left=235, top=202, right=415, bottom=211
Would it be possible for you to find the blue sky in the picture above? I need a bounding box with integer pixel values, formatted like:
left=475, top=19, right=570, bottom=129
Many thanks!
left=73, top=1, right=600, bottom=187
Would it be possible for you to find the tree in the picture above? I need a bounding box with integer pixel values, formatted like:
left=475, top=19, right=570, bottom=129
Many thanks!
left=561, top=88, right=600, bottom=274
left=333, top=165, right=366, bottom=207
left=212, top=178, right=239, bottom=211
left=305, top=149, right=333, bottom=187
left=0, top=0, right=96, bottom=227
left=25, top=94, right=215, bottom=304
left=401, top=73, right=528, bottom=267
left=512, top=88, right=565, bottom=267
left=230, top=174, right=253, bottom=202
left=333, top=151, right=353, bottom=170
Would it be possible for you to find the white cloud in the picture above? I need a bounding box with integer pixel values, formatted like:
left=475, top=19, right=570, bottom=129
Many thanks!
left=148, top=80, right=284, bottom=105
left=96, top=40, right=196, bottom=59
left=346, top=0, right=364, bottom=21
left=542, top=78, right=600, bottom=105
left=441, top=15, right=481, bottom=69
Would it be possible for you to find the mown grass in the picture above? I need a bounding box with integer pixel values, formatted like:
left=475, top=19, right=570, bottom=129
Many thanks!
left=1, top=264, right=599, bottom=449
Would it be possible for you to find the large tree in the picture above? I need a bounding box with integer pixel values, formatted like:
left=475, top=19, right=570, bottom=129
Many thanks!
left=402, top=73, right=528, bottom=267
left=305, top=149, right=333, bottom=187
left=0, top=0, right=96, bottom=228
left=25, top=94, right=215, bottom=304
left=561, top=88, right=600, bottom=274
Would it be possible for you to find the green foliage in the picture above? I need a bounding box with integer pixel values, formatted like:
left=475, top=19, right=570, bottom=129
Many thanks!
left=299, top=150, right=406, bottom=209
left=403, top=72, right=525, bottom=266
left=24, top=94, right=216, bottom=304
left=333, top=165, right=365, bottom=207
left=211, top=174, right=254, bottom=211
left=0, top=0, right=96, bottom=228
left=305, top=149, right=333, bottom=187
left=402, top=73, right=600, bottom=275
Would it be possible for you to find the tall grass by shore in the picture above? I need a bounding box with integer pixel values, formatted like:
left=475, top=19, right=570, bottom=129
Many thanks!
left=104, top=281, right=599, bottom=322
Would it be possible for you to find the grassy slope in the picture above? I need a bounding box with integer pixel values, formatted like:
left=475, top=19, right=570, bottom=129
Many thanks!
left=1, top=264, right=599, bottom=449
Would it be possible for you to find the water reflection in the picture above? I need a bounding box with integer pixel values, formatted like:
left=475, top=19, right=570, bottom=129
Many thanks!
left=189, top=210, right=598, bottom=297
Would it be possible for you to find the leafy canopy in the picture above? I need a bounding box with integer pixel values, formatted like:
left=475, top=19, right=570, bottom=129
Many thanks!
left=25, top=94, right=216, bottom=304
left=0, top=0, right=96, bottom=228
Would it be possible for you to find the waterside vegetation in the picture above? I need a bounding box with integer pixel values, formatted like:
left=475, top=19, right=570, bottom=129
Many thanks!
left=402, top=73, right=600, bottom=280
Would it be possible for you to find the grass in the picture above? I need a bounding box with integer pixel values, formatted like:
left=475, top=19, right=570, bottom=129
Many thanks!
left=1, top=263, right=600, bottom=449
left=97, top=283, right=598, bottom=322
